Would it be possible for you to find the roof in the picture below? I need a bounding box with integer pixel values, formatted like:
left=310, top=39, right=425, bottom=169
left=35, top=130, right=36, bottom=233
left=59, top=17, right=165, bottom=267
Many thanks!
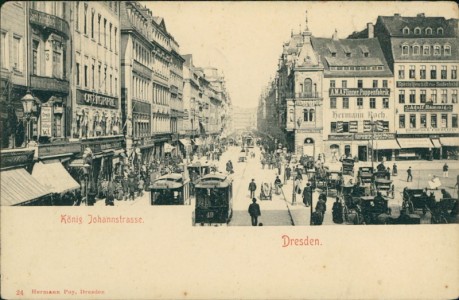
left=311, top=37, right=393, bottom=77
left=390, top=37, right=459, bottom=61
left=1, top=168, right=51, bottom=206
left=379, top=15, right=457, bottom=37
left=195, top=173, right=232, bottom=188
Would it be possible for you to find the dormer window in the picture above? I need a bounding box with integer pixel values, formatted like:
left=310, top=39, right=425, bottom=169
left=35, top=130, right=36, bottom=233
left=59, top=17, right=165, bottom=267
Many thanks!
left=423, top=45, right=430, bottom=56
left=437, top=27, right=444, bottom=35
left=359, top=45, right=369, bottom=57
left=364, top=53, right=369, bottom=57
left=402, top=44, right=409, bottom=55
left=444, top=44, right=451, bottom=56
left=433, top=44, right=441, bottom=56
left=413, top=44, right=420, bottom=55
left=403, top=27, right=410, bottom=34
left=346, top=52, right=351, bottom=58
left=425, top=27, right=432, bottom=35
left=414, top=27, right=421, bottom=35
left=331, top=52, right=336, bottom=57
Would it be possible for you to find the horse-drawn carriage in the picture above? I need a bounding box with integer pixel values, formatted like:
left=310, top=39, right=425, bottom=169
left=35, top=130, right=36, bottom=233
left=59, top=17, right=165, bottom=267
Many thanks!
left=326, top=171, right=342, bottom=197
left=341, top=158, right=355, bottom=175
left=358, top=167, right=373, bottom=187
left=374, top=178, right=394, bottom=198
left=238, top=148, right=247, bottom=162
left=259, top=182, right=273, bottom=200
left=430, top=197, right=459, bottom=224
left=402, top=188, right=434, bottom=215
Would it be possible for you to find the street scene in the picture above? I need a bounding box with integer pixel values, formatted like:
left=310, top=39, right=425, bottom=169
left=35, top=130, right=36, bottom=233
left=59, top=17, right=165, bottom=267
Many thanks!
left=0, top=2, right=458, bottom=226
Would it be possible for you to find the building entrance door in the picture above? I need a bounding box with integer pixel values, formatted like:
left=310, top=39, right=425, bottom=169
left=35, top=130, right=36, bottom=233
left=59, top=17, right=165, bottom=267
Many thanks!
left=358, top=146, right=368, bottom=161
left=303, top=138, right=315, bottom=157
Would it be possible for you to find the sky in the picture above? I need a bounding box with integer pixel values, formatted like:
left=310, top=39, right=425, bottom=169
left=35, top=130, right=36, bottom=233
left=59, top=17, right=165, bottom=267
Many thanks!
left=145, top=1, right=457, bottom=109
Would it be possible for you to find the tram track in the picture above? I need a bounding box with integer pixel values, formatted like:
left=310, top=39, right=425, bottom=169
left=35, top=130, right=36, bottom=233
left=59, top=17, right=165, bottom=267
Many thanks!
left=279, top=186, right=295, bottom=226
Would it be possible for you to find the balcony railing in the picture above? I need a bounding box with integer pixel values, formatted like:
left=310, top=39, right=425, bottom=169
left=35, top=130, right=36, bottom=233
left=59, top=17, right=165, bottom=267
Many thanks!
left=29, top=9, right=70, bottom=39
left=30, top=75, right=69, bottom=94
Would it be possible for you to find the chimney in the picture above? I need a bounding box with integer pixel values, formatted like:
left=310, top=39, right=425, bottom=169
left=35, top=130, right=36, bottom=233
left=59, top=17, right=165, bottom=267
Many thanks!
left=394, top=13, right=401, bottom=18
left=367, top=22, right=374, bottom=38
left=417, top=13, right=425, bottom=18
left=332, top=29, right=338, bottom=40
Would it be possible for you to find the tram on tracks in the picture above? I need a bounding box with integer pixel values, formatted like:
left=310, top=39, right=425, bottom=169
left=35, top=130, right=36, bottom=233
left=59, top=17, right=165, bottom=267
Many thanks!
left=149, top=173, right=190, bottom=205
left=194, top=173, right=233, bottom=225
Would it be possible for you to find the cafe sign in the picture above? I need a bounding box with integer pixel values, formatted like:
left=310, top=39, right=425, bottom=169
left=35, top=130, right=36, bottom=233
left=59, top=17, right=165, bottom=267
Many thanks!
left=404, top=104, right=453, bottom=112
left=76, top=89, right=118, bottom=109
left=329, top=88, right=390, bottom=97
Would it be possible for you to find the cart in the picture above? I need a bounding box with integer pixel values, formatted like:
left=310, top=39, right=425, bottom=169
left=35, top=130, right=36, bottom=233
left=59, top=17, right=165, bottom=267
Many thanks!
left=402, top=188, right=433, bottom=215
left=358, top=167, right=373, bottom=187
left=359, top=195, right=392, bottom=224
left=374, top=178, right=394, bottom=198
left=259, top=182, right=273, bottom=200
left=341, top=158, right=355, bottom=176
left=327, top=171, right=342, bottom=197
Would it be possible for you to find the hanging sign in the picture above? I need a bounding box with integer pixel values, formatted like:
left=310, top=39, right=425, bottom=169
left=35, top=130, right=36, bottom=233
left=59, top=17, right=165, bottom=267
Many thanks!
left=40, top=106, right=53, bottom=137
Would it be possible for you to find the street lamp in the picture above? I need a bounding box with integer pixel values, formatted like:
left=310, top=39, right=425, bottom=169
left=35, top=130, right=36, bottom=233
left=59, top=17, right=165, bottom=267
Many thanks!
left=21, top=89, right=35, bottom=147
left=82, top=163, right=91, bottom=206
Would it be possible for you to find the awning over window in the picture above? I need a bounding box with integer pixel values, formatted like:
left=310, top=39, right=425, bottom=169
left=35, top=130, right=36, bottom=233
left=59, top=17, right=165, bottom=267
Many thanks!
left=164, top=143, right=175, bottom=153
left=179, top=139, right=191, bottom=148
left=397, top=138, right=433, bottom=148
left=430, top=139, right=442, bottom=148
left=439, top=137, right=459, bottom=147
left=32, top=162, right=80, bottom=194
left=1, top=168, right=51, bottom=206
left=373, top=140, right=400, bottom=150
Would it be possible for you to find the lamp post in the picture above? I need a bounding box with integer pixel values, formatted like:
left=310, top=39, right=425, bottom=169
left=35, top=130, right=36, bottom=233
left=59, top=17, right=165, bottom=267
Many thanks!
left=82, top=163, right=91, bottom=206
left=21, top=89, right=35, bottom=147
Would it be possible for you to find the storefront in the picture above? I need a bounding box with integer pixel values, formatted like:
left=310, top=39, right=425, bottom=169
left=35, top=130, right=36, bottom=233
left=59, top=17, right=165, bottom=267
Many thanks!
left=179, top=138, right=192, bottom=158
left=439, top=137, right=459, bottom=159
left=396, top=138, right=434, bottom=160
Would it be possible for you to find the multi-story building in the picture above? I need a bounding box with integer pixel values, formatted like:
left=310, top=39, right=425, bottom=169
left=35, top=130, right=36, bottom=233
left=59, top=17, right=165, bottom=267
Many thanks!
left=70, top=1, right=123, bottom=185
left=313, top=31, right=395, bottom=162
left=232, top=106, right=257, bottom=132
left=170, top=37, right=185, bottom=150
left=373, top=13, right=459, bottom=160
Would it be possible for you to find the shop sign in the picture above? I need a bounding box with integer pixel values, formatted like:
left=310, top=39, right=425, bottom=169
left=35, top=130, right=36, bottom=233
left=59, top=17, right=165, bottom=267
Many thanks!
left=40, top=106, right=53, bottom=137
left=328, top=134, right=354, bottom=141
left=329, top=88, right=390, bottom=97
left=296, top=100, right=322, bottom=107
left=76, top=89, right=118, bottom=109
left=404, top=127, right=459, bottom=134
left=0, top=150, right=34, bottom=169
left=332, top=111, right=387, bottom=120
left=82, top=138, right=123, bottom=154
left=38, top=142, right=81, bottom=158
left=397, top=81, right=459, bottom=88
left=354, top=133, right=395, bottom=140
left=404, top=104, right=453, bottom=112
left=296, top=128, right=322, bottom=133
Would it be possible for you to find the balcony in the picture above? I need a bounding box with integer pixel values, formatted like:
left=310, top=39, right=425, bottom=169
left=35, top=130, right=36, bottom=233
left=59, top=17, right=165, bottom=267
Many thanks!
left=30, top=75, right=69, bottom=94
left=133, top=60, right=152, bottom=80
left=170, top=85, right=178, bottom=95
left=29, top=9, right=70, bottom=39
left=286, top=92, right=321, bottom=99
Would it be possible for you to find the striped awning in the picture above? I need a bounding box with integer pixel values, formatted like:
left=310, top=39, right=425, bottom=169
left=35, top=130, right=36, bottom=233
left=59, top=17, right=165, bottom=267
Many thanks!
left=32, top=162, right=80, bottom=194
left=1, top=168, right=51, bottom=206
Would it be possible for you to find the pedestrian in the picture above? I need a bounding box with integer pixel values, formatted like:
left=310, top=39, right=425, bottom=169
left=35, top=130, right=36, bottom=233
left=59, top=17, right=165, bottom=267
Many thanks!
left=248, top=179, right=257, bottom=199
left=392, top=163, right=398, bottom=176
left=274, top=176, right=282, bottom=195
left=105, top=180, right=115, bottom=206
left=443, top=163, right=449, bottom=178
left=285, top=164, right=291, bottom=181
left=441, top=189, right=452, bottom=199
left=332, top=197, right=343, bottom=224
left=138, top=176, right=144, bottom=197
left=302, top=183, right=312, bottom=207
left=407, top=166, right=413, bottom=182
left=122, top=176, right=129, bottom=200
left=248, top=198, right=261, bottom=226
left=386, top=167, right=391, bottom=180
left=315, top=195, right=327, bottom=224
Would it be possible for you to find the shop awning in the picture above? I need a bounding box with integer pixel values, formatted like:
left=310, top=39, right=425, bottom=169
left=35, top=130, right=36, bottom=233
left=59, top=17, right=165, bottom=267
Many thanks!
left=397, top=138, right=433, bottom=148
left=439, top=137, right=459, bottom=147
left=179, top=139, right=191, bottom=147
left=373, top=140, right=400, bottom=150
left=199, top=122, right=206, bottom=133
left=192, top=138, right=203, bottom=146
left=164, top=143, right=175, bottom=153
left=32, top=162, right=80, bottom=194
left=430, top=139, right=442, bottom=148
left=1, top=168, right=51, bottom=206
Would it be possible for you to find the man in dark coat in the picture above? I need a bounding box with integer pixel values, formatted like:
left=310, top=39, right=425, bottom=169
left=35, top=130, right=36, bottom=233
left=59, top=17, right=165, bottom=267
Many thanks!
left=407, top=166, right=413, bottom=182
left=332, top=197, right=343, bottom=224
left=302, top=183, right=312, bottom=207
left=248, top=179, right=257, bottom=199
left=248, top=198, right=261, bottom=226
left=285, top=165, right=291, bottom=181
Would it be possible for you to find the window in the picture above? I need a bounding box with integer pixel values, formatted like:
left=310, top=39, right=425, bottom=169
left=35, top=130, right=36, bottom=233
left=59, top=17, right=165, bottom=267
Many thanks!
left=452, top=66, right=457, bottom=79
left=414, top=27, right=421, bottom=35
left=76, top=63, right=80, bottom=86
left=413, top=45, right=420, bottom=55
left=409, top=65, right=415, bottom=79
left=383, top=80, right=388, bottom=88
left=84, top=65, right=88, bottom=87
left=444, top=44, right=451, bottom=56
left=441, top=66, right=447, bottom=79
left=364, top=52, right=369, bottom=57
left=32, top=40, right=39, bottom=75
left=98, top=64, right=101, bottom=90
left=342, top=122, right=349, bottom=133
left=431, top=65, right=437, bottom=79
left=437, top=27, right=444, bottom=35
left=330, top=80, right=335, bottom=88
left=426, top=27, right=432, bottom=35
left=403, top=27, right=410, bottom=34
left=382, top=98, right=389, bottom=108
left=399, top=115, right=405, bottom=128
left=91, top=63, right=95, bottom=89
left=346, top=52, right=351, bottom=58
left=331, top=122, right=337, bottom=133
left=431, top=90, right=437, bottom=103
left=420, top=90, right=426, bottom=103
left=1, top=32, right=8, bottom=68
left=342, top=80, right=347, bottom=88
left=409, top=90, right=416, bottom=103
left=441, top=114, right=448, bottom=128
left=109, top=23, right=112, bottom=50
left=91, top=10, right=94, bottom=38
left=114, top=27, right=117, bottom=52
left=110, top=74, right=112, bottom=94
left=409, top=114, right=416, bottom=128
left=452, top=90, right=458, bottom=103
left=398, top=65, right=405, bottom=79
left=331, top=52, right=336, bottom=57
left=84, top=4, right=88, bottom=35
left=431, top=114, right=437, bottom=128
left=104, top=66, right=107, bottom=93
left=399, top=90, right=405, bottom=103
left=357, top=80, right=363, bottom=88
left=420, top=114, right=427, bottom=128
left=372, top=80, right=378, bottom=88
left=433, top=45, right=441, bottom=56
left=357, top=98, right=363, bottom=109
left=12, top=35, right=22, bottom=71
left=303, top=109, right=309, bottom=122
left=330, top=98, right=337, bottom=109
left=103, top=19, right=107, bottom=46
left=342, top=98, right=349, bottom=109
left=423, top=45, right=430, bottom=56
left=452, top=114, right=458, bottom=128
left=420, top=65, right=426, bottom=79
left=441, top=89, right=447, bottom=103
left=76, top=2, right=79, bottom=30
left=98, top=14, right=101, bottom=43
left=115, top=77, right=117, bottom=96
left=370, top=98, right=376, bottom=109
left=402, top=44, right=409, bottom=55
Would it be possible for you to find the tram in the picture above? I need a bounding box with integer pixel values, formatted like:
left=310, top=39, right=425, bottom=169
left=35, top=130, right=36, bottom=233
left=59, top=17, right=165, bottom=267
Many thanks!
left=149, top=173, right=190, bottom=205
left=243, top=135, right=254, bottom=148
left=194, top=173, right=233, bottom=225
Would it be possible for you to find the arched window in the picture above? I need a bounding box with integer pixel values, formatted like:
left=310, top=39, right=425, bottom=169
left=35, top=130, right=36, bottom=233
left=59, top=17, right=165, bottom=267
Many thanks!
left=437, top=27, right=444, bottom=35
left=309, top=109, right=315, bottom=122
left=402, top=44, right=409, bottom=55
left=423, top=44, right=430, bottom=56
left=425, top=27, right=432, bottom=35
left=403, top=27, right=410, bottom=34
left=304, top=78, right=312, bottom=96
left=289, top=109, right=294, bottom=122
left=304, top=138, right=314, bottom=144
left=444, top=44, right=451, bottom=56
left=413, top=44, right=420, bottom=55
left=303, top=109, right=309, bottom=122
left=414, top=27, right=421, bottom=35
